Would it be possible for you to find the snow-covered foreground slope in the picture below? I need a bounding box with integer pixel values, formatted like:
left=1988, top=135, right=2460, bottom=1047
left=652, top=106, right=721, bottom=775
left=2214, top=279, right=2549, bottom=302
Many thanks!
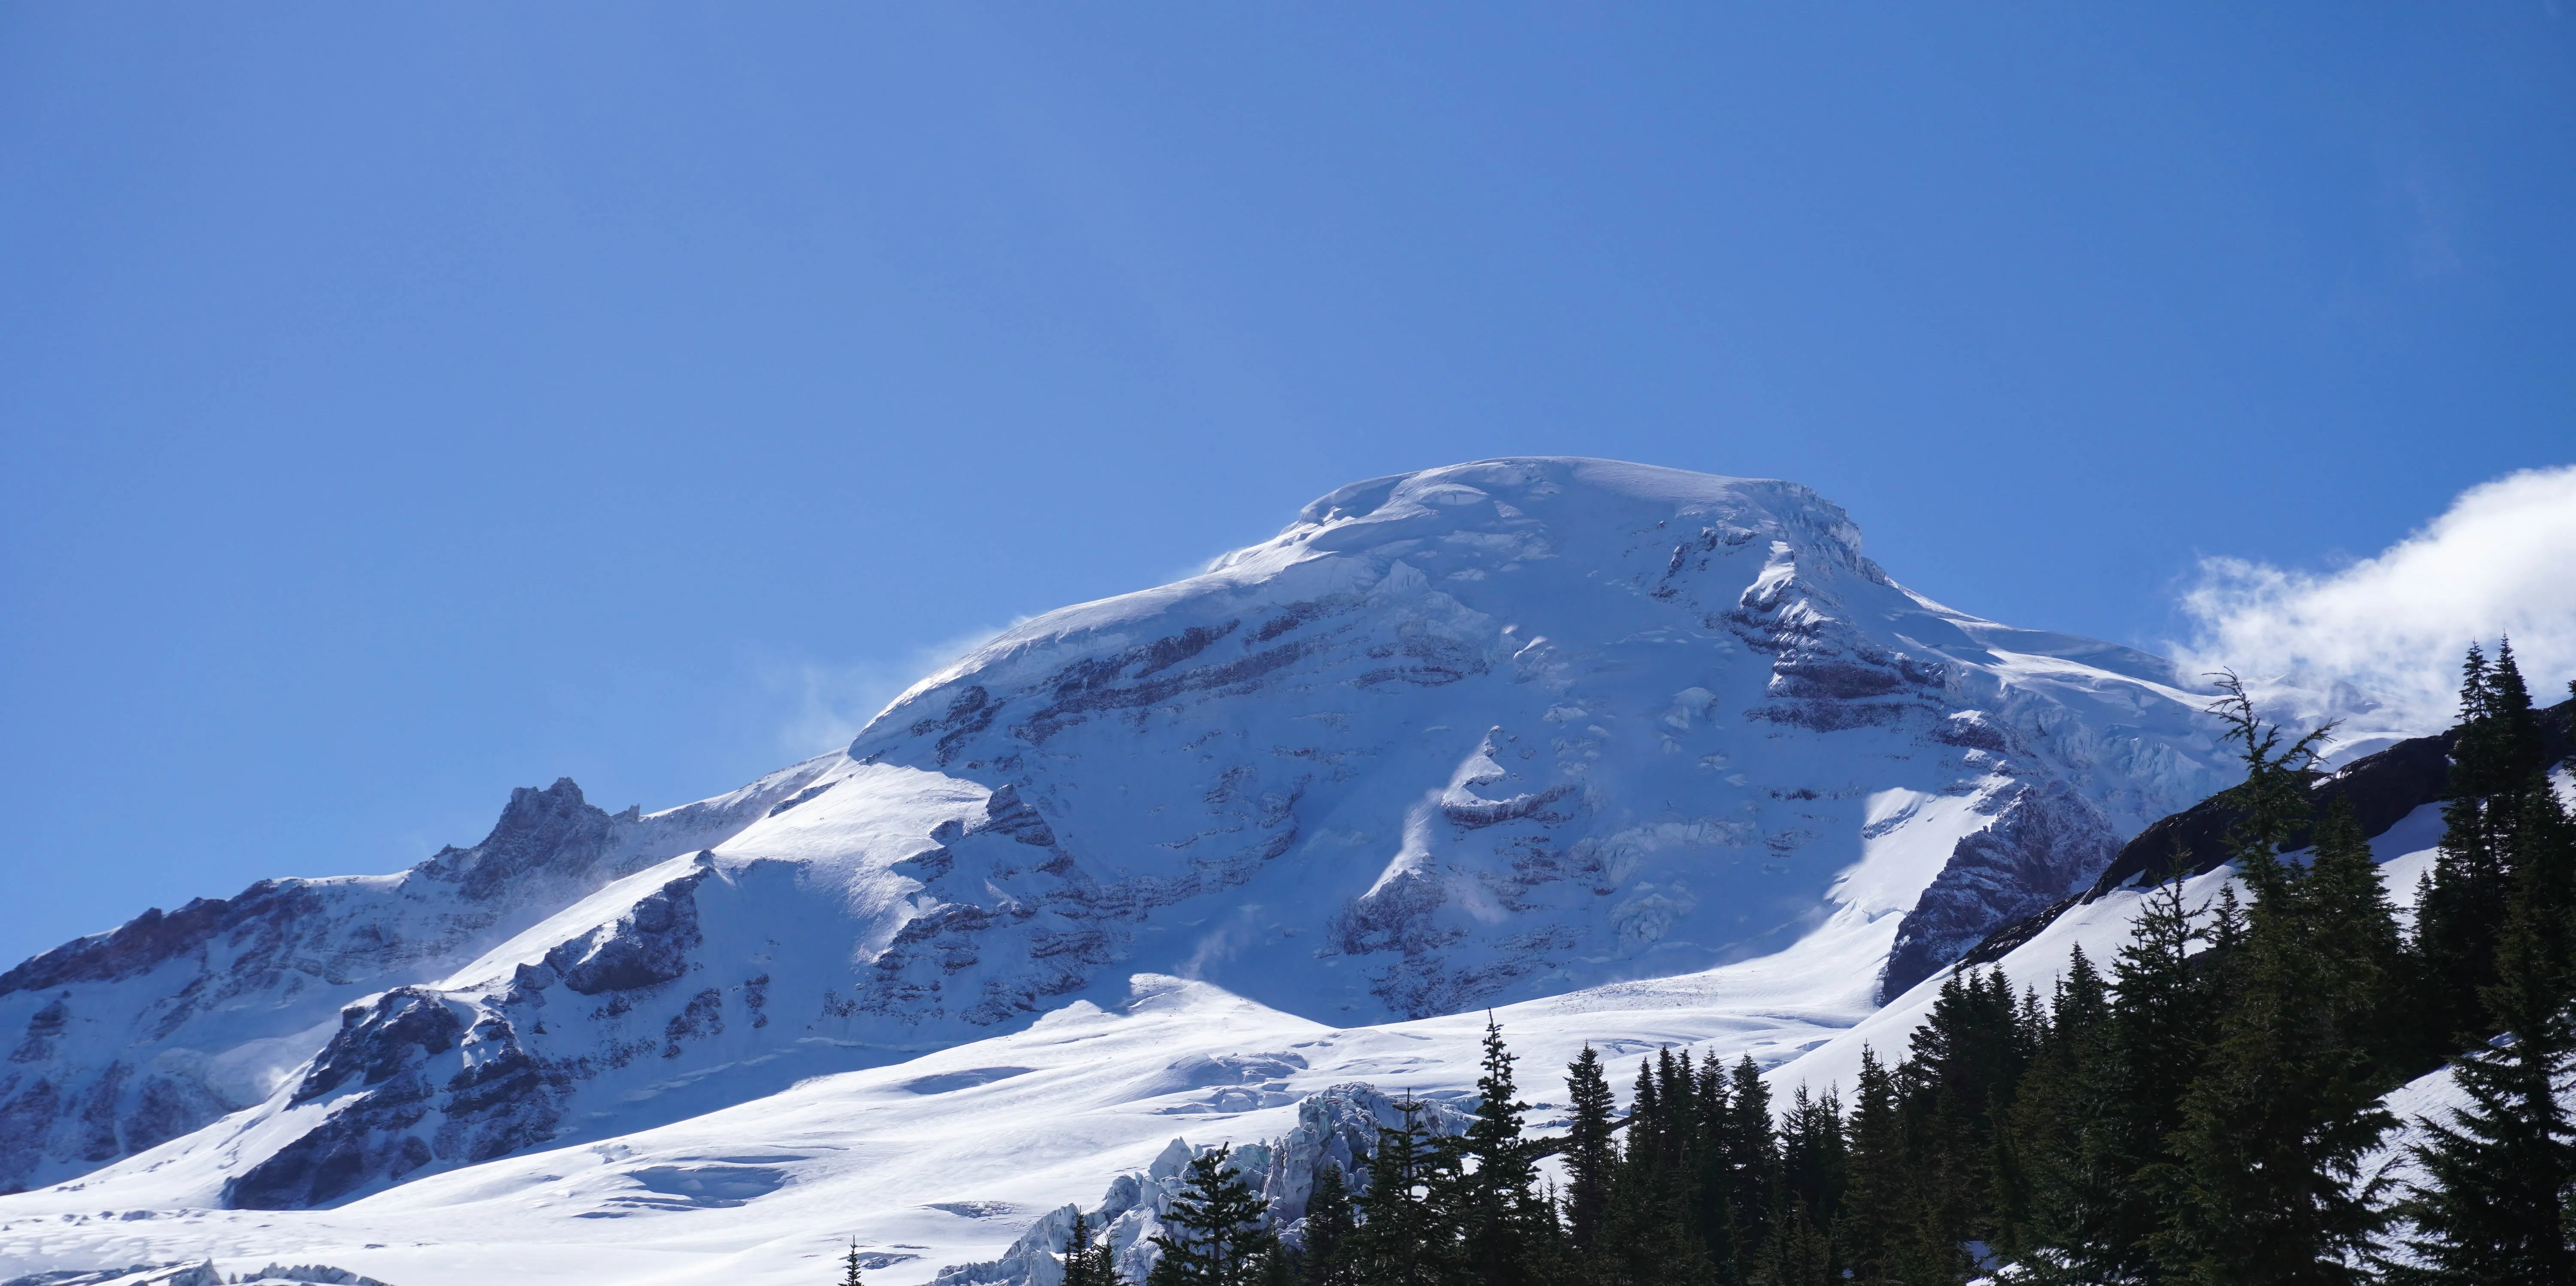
left=0, top=939, right=1888, bottom=1286
left=0, top=459, right=2240, bottom=1275
left=0, top=796, right=2513, bottom=1286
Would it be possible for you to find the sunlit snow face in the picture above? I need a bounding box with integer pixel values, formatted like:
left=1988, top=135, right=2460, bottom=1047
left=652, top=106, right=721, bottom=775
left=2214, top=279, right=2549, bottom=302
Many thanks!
left=815, top=457, right=2215, bottom=1032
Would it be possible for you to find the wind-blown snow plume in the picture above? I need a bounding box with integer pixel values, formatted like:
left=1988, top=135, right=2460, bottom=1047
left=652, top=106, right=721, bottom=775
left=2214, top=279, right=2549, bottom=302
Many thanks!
left=764, top=624, right=1014, bottom=755
left=2175, top=465, right=2576, bottom=757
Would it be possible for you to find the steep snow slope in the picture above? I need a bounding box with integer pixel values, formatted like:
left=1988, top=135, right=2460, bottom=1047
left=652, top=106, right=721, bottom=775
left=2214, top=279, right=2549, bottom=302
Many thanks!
left=0, top=459, right=2226, bottom=1217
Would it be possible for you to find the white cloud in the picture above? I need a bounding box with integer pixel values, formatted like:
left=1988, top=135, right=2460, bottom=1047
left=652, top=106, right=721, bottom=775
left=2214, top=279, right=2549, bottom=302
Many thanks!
left=2173, top=465, right=2576, bottom=759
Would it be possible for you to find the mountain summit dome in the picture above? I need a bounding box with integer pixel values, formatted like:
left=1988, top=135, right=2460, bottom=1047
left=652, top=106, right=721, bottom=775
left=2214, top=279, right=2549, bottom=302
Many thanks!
left=847, top=457, right=2217, bottom=1026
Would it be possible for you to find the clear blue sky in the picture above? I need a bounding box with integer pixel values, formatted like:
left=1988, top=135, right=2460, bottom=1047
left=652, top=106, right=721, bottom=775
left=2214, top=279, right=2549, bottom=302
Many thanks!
left=3, top=4, right=2570, bottom=964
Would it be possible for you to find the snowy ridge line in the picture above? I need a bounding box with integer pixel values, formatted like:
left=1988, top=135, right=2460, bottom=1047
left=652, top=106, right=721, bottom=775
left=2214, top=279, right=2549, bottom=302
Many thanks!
left=0, top=757, right=839, bottom=1196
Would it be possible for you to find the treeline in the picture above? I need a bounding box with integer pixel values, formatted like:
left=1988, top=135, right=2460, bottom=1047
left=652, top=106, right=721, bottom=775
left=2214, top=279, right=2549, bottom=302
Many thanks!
left=1044, top=645, right=2575, bottom=1286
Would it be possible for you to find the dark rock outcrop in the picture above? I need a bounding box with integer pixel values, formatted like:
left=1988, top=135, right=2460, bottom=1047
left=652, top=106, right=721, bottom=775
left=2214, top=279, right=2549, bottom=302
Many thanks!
left=1882, top=781, right=2120, bottom=999
left=415, top=777, right=626, bottom=902
left=1955, top=696, right=2576, bottom=973
left=542, top=870, right=708, bottom=996
left=0, top=882, right=327, bottom=998
left=226, top=986, right=575, bottom=1209
left=290, top=989, right=467, bottom=1106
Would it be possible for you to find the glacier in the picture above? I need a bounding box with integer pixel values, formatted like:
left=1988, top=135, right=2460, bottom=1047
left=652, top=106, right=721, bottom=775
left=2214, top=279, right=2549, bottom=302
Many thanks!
left=0, top=458, right=2238, bottom=1284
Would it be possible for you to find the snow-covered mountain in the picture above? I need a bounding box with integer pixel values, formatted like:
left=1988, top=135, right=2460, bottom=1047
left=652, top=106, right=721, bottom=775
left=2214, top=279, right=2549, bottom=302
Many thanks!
left=0, top=769, right=834, bottom=1196
left=0, top=459, right=2231, bottom=1278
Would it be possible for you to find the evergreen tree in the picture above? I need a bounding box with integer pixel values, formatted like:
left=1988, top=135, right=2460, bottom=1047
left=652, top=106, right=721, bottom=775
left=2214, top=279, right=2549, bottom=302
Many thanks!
left=2303, top=795, right=2415, bottom=1080
left=1996, top=952, right=2107, bottom=1273
left=1562, top=1046, right=1619, bottom=1254
left=1631, top=1058, right=1662, bottom=1166
left=1253, top=1245, right=1299, bottom=1286
left=1749, top=1198, right=1833, bottom=1286
left=1774, top=1085, right=1846, bottom=1242
left=1150, top=1146, right=1277, bottom=1286
left=2154, top=685, right=2390, bottom=1285
left=2419, top=641, right=2548, bottom=1037
left=2398, top=931, right=2576, bottom=1280
left=1066, top=1213, right=1099, bottom=1286
left=1989, top=988, right=2050, bottom=1257
left=1752, top=1084, right=1844, bottom=1286
left=1448, top=1018, right=1560, bottom=1286
left=1897, top=966, right=2024, bottom=1271
left=1593, top=1149, right=1698, bottom=1286
left=2202, top=670, right=2335, bottom=901
left=1593, top=1057, right=1710, bottom=1286
left=2054, top=944, right=2111, bottom=1035
left=2156, top=918, right=2395, bottom=1283
left=1689, top=1051, right=1739, bottom=1280
left=1093, top=1227, right=1126, bottom=1286
left=2506, top=748, right=2576, bottom=992
left=841, top=1239, right=868, bottom=1286
left=2207, top=883, right=2245, bottom=956
left=1660, top=1047, right=1692, bottom=1138
left=2400, top=769, right=2576, bottom=1283
left=2065, top=874, right=2209, bottom=1285
left=1353, top=1100, right=1451, bottom=1286
left=1301, top=1164, right=1357, bottom=1286
left=1720, top=1055, right=1777, bottom=1281
left=2479, top=639, right=2547, bottom=789
left=1836, top=1047, right=1918, bottom=1285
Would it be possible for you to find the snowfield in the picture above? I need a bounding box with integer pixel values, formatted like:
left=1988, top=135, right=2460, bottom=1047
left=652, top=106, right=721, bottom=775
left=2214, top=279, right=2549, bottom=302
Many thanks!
left=0, top=960, right=1862, bottom=1286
